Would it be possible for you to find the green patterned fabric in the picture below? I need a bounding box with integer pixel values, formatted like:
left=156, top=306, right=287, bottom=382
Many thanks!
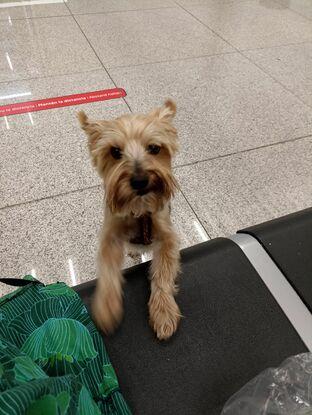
left=0, top=277, right=131, bottom=415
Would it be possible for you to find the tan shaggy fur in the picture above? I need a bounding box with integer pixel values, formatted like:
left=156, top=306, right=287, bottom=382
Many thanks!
left=78, top=100, right=181, bottom=340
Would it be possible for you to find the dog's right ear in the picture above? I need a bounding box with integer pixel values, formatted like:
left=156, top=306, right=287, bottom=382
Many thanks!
left=77, top=110, right=88, bottom=129
left=78, top=111, right=104, bottom=167
left=78, top=111, right=103, bottom=139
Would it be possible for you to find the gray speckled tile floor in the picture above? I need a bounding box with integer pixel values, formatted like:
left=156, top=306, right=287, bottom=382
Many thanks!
left=175, top=137, right=312, bottom=238
left=76, top=8, right=233, bottom=68
left=245, top=42, right=312, bottom=107
left=185, top=0, right=312, bottom=50
left=0, top=16, right=101, bottom=82
left=0, top=2, right=70, bottom=20
left=66, top=0, right=176, bottom=15
left=276, top=0, right=312, bottom=19
left=0, top=0, right=312, bottom=293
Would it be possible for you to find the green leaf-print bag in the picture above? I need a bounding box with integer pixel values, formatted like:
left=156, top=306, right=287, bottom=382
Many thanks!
left=0, top=276, right=131, bottom=415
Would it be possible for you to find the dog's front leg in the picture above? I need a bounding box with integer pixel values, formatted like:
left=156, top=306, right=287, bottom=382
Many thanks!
left=92, top=229, right=124, bottom=334
left=149, top=218, right=181, bottom=340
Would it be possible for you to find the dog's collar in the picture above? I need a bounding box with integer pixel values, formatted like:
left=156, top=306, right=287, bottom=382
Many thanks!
left=130, top=214, right=153, bottom=245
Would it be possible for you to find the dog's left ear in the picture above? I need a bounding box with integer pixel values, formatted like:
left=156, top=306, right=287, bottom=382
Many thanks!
left=153, top=99, right=176, bottom=122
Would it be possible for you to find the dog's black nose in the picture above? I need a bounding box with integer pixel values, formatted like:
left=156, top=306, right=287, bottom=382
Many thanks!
left=130, top=175, right=149, bottom=190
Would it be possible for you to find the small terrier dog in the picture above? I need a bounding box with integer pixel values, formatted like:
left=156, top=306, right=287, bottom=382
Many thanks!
left=78, top=100, right=181, bottom=340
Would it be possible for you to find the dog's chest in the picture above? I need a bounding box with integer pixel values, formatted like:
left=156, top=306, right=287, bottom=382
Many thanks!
left=129, top=215, right=153, bottom=245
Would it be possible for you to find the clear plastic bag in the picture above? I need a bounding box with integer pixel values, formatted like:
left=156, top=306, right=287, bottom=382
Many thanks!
left=221, top=353, right=312, bottom=415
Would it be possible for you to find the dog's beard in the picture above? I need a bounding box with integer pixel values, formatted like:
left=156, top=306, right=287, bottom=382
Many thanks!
left=105, top=164, right=177, bottom=217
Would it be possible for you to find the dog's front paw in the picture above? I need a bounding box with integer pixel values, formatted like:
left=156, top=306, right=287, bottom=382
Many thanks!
left=92, top=285, right=123, bottom=334
left=149, top=291, right=181, bottom=340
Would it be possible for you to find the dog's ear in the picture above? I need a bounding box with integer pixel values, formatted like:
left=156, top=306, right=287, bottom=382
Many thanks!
left=78, top=111, right=102, bottom=139
left=78, top=111, right=105, bottom=166
left=152, top=99, right=176, bottom=122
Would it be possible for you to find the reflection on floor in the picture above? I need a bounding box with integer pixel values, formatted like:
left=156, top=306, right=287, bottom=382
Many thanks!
left=1, top=0, right=312, bottom=293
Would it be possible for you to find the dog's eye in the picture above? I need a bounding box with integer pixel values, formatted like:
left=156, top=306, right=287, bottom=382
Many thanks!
left=148, top=144, right=161, bottom=155
left=110, top=147, right=122, bottom=160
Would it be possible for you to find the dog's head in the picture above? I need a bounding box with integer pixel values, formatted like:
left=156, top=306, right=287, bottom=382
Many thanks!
left=78, top=100, right=178, bottom=216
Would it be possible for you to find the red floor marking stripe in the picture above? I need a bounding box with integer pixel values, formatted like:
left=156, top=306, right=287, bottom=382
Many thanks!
left=0, top=88, right=126, bottom=117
